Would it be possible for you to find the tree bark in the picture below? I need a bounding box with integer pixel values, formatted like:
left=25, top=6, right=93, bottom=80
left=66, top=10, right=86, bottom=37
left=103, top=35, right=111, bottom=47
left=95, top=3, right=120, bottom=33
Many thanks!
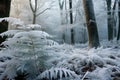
left=112, top=0, right=117, bottom=37
left=69, top=0, right=73, bottom=24
left=29, top=0, right=37, bottom=24
left=69, top=0, right=74, bottom=44
left=83, top=0, right=100, bottom=48
left=33, top=13, right=36, bottom=24
left=0, top=0, right=11, bottom=44
left=117, top=1, right=120, bottom=40
left=58, top=0, right=65, bottom=25
left=106, top=0, right=113, bottom=41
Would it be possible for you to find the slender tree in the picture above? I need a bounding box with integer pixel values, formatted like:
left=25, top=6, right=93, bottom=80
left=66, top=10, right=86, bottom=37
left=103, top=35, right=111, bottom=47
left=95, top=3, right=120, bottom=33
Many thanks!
left=58, top=0, right=65, bottom=25
left=69, top=0, right=73, bottom=24
left=29, top=0, right=37, bottom=24
left=117, top=0, right=120, bottom=40
left=106, top=0, right=114, bottom=41
left=0, top=0, right=11, bottom=44
left=69, top=0, right=74, bottom=44
left=83, top=0, right=100, bottom=48
left=65, top=0, right=68, bottom=24
left=29, top=0, right=53, bottom=24
left=112, top=0, right=117, bottom=37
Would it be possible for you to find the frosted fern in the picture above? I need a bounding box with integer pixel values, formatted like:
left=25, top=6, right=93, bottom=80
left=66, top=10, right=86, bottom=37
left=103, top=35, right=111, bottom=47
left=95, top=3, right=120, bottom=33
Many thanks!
left=36, top=68, right=79, bottom=80
left=0, top=18, right=59, bottom=79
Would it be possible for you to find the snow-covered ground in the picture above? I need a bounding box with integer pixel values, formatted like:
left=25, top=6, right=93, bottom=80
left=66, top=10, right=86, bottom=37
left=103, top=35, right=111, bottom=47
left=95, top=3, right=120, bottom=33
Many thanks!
left=0, top=40, right=120, bottom=80
left=47, top=41, right=120, bottom=80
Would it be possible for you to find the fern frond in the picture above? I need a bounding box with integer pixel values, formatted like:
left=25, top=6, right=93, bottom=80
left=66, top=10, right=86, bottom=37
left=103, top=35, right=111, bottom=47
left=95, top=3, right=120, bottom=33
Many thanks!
left=36, top=68, right=79, bottom=80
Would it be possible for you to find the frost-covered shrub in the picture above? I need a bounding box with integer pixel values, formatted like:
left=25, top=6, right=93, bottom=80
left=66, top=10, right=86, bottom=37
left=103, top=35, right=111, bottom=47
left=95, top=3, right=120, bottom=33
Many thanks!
left=54, top=46, right=120, bottom=79
left=0, top=17, right=60, bottom=80
left=0, top=30, right=57, bottom=79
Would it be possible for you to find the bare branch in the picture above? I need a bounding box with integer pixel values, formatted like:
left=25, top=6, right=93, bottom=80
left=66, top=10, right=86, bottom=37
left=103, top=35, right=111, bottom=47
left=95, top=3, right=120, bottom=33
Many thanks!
left=36, top=7, right=51, bottom=16
left=58, top=0, right=65, bottom=10
left=36, top=1, right=55, bottom=16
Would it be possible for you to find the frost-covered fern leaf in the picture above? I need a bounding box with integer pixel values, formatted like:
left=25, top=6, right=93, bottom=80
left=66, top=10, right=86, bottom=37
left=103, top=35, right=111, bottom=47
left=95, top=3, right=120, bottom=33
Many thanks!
left=0, top=30, right=22, bottom=38
left=36, top=68, right=79, bottom=80
left=13, top=31, right=52, bottom=39
left=20, top=24, right=41, bottom=30
left=0, top=60, right=20, bottom=80
left=0, top=17, right=24, bottom=26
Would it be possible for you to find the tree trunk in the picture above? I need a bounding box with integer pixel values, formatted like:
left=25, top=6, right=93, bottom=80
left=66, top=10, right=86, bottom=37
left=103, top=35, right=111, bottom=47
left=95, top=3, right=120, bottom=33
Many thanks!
left=106, top=0, right=113, bottom=41
left=69, top=0, right=73, bottom=24
left=83, top=0, right=100, bottom=48
left=112, top=0, right=117, bottom=37
left=29, top=0, right=37, bottom=24
left=117, top=1, right=120, bottom=40
left=69, top=0, right=74, bottom=44
left=0, top=0, right=11, bottom=44
left=71, top=28, right=74, bottom=44
left=65, top=0, right=68, bottom=24
left=58, top=0, right=65, bottom=25
left=33, top=13, right=36, bottom=24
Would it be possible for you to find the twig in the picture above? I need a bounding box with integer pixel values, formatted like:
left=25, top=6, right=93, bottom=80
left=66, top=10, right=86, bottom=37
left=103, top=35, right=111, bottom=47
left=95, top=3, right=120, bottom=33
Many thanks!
left=81, top=71, right=89, bottom=80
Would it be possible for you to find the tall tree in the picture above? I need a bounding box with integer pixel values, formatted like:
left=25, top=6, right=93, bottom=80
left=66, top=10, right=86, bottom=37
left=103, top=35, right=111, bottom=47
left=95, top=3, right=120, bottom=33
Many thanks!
left=83, top=0, right=100, bottom=48
left=106, top=0, right=114, bottom=41
left=69, top=0, right=74, bottom=44
left=69, top=0, right=73, bottom=24
left=112, top=0, right=117, bottom=37
left=117, top=0, right=120, bottom=40
left=0, top=0, right=11, bottom=44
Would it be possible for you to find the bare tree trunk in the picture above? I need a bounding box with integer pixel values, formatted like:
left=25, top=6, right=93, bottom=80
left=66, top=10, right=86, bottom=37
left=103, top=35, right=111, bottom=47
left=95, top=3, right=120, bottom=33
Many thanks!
left=58, top=0, right=65, bottom=25
left=71, top=28, right=74, bottom=44
left=65, top=0, right=68, bottom=24
left=33, top=13, right=36, bottom=24
left=83, top=0, right=100, bottom=48
left=106, top=0, right=113, bottom=41
left=117, top=1, right=120, bottom=40
left=112, top=0, right=117, bottom=37
left=69, top=0, right=73, bottom=24
left=0, top=0, right=11, bottom=44
left=69, top=0, right=74, bottom=44
left=29, top=0, right=36, bottom=24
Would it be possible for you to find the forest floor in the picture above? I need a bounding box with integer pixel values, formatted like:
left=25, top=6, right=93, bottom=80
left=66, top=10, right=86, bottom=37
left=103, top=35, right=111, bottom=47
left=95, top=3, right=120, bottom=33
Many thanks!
left=0, top=40, right=120, bottom=80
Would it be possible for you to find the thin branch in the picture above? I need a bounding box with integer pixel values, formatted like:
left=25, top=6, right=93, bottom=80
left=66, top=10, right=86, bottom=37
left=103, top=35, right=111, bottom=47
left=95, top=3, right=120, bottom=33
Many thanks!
left=37, top=2, right=45, bottom=11
left=36, top=7, right=51, bottom=16
left=81, top=71, right=89, bottom=80
left=36, top=1, right=55, bottom=16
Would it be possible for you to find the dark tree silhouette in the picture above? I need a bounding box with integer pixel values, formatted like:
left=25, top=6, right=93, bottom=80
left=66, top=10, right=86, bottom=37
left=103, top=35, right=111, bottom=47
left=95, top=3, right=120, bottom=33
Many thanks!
left=106, top=0, right=114, bottom=41
left=0, top=0, right=11, bottom=44
left=117, top=0, right=120, bottom=40
left=69, top=0, right=74, bottom=44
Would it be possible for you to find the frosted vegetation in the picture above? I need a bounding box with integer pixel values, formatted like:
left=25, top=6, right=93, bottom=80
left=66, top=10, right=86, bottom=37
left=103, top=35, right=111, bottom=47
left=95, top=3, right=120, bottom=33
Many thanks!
left=0, top=18, right=120, bottom=80
left=0, top=0, right=120, bottom=80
